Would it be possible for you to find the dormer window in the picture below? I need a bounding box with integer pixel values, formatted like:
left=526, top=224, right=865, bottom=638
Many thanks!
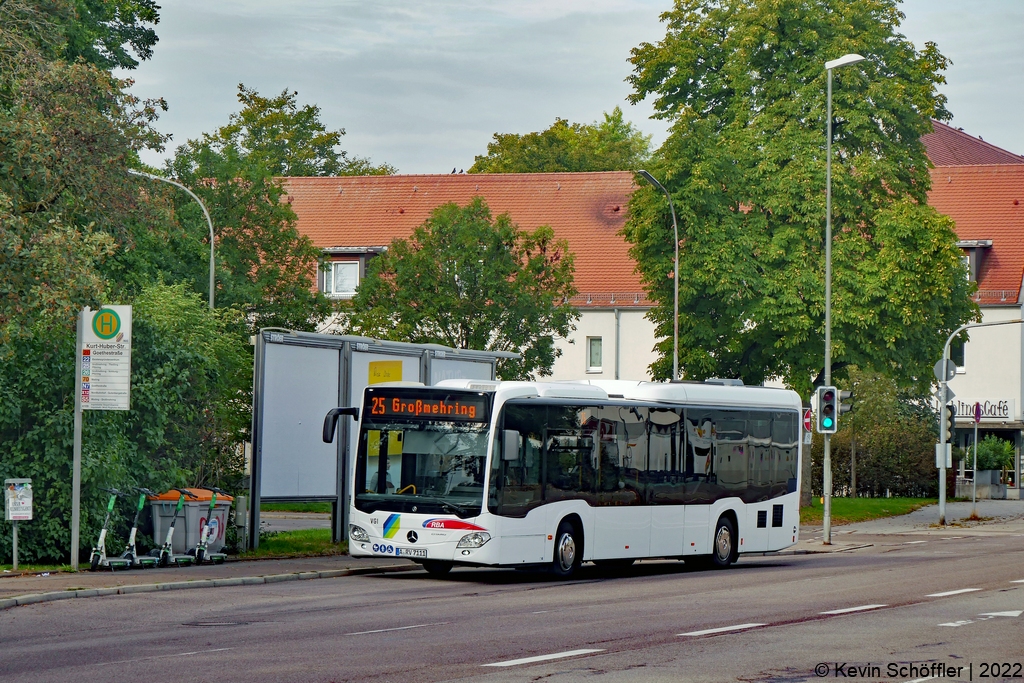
left=957, top=239, right=993, bottom=283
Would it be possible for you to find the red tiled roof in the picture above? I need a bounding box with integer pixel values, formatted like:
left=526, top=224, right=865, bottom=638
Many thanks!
left=283, top=172, right=647, bottom=306
left=923, top=120, right=1024, bottom=166
left=928, top=165, right=1024, bottom=305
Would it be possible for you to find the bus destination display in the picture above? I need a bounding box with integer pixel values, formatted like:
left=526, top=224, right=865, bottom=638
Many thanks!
left=366, top=390, right=489, bottom=422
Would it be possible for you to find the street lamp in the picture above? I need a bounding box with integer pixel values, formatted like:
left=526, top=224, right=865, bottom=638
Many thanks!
left=637, top=170, right=679, bottom=382
left=127, top=169, right=216, bottom=309
left=822, top=53, right=865, bottom=545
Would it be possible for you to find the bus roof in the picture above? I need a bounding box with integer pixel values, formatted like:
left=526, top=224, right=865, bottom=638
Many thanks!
left=433, top=378, right=802, bottom=411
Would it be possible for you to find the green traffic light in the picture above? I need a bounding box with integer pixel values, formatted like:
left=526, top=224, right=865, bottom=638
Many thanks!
left=822, top=417, right=834, bottom=428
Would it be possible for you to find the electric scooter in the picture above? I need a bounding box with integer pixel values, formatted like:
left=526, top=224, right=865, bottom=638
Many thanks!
left=149, top=488, right=197, bottom=567
left=189, top=487, right=229, bottom=565
left=89, top=489, right=132, bottom=571
left=120, top=487, right=158, bottom=568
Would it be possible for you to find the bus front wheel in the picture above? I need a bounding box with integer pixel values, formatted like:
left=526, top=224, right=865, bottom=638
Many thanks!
left=551, top=520, right=582, bottom=578
left=422, top=560, right=453, bottom=576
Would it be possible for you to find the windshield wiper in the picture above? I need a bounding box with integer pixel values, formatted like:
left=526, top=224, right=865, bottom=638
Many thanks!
left=440, top=501, right=469, bottom=516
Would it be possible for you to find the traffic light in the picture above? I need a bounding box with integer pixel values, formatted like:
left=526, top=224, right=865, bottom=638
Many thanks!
left=816, top=386, right=838, bottom=434
left=839, top=390, right=853, bottom=415
left=941, top=403, right=956, bottom=442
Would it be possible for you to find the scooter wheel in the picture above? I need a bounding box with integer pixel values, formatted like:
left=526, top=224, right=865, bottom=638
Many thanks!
left=90, top=553, right=100, bottom=572
left=195, top=548, right=205, bottom=565
left=158, top=553, right=169, bottom=568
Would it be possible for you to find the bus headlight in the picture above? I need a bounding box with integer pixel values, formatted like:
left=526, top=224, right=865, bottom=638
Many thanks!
left=349, top=525, right=370, bottom=542
left=457, top=532, right=491, bottom=548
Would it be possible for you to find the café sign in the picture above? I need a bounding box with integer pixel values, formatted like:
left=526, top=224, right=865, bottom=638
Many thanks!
left=953, top=399, right=1015, bottom=422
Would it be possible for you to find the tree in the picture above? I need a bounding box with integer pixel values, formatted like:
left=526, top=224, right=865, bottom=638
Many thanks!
left=623, top=0, right=978, bottom=394
left=162, top=85, right=389, bottom=333
left=344, top=198, right=579, bottom=379
left=213, top=85, right=395, bottom=177
left=61, top=0, right=160, bottom=70
left=469, top=107, right=651, bottom=173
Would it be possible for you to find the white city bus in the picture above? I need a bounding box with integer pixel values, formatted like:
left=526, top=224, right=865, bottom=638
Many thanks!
left=323, top=379, right=803, bottom=578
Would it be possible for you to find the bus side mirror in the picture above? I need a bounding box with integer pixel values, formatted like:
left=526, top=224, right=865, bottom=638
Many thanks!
left=323, top=407, right=359, bottom=443
left=502, top=430, right=520, bottom=461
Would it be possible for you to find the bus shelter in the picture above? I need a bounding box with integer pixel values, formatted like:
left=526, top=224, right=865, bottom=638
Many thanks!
left=249, top=329, right=516, bottom=548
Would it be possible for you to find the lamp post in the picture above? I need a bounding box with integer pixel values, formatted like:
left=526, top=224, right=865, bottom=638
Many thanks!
left=127, top=169, right=216, bottom=309
left=637, top=170, right=679, bottom=381
left=822, top=53, right=865, bottom=545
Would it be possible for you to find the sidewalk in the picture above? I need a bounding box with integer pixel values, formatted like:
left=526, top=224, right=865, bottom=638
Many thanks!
left=0, top=554, right=418, bottom=610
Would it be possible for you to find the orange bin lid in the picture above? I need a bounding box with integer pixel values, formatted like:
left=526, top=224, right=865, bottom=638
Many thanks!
left=147, top=488, right=234, bottom=503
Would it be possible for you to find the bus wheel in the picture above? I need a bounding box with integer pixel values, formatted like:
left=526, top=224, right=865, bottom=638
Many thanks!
left=551, top=520, right=581, bottom=578
left=422, top=560, right=453, bottom=576
left=711, top=516, right=737, bottom=568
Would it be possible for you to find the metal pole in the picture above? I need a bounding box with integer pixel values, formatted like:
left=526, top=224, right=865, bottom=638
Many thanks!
left=12, top=520, right=17, bottom=572
left=71, top=307, right=87, bottom=570
left=636, top=170, right=679, bottom=381
left=823, top=67, right=833, bottom=545
left=127, top=169, right=216, bottom=309
left=973, top=416, right=978, bottom=517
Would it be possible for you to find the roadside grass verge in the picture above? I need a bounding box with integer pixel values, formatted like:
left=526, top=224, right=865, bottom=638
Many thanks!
left=800, top=497, right=936, bottom=526
left=259, top=502, right=332, bottom=513
left=240, top=528, right=346, bottom=559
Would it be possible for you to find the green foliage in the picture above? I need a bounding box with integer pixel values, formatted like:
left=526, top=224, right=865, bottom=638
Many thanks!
left=214, top=85, right=395, bottom=177
left=470, top=107, right=650, bottom=173
left=623, top=0, right=978, bottom=392
left=61, top=0, right=160, bottom=70
left=0, top=284, right=249, bottom=563
left=810, top=369, right=938, bottom=497
left=964, top=435, right=1015, bottom=472
left=164, top=85, right=353, bottom=332
left=345, top=198, right=579, bottom=379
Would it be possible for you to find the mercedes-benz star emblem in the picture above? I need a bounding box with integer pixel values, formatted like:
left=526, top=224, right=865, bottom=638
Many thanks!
left=407, top=531, right=418, bottom=543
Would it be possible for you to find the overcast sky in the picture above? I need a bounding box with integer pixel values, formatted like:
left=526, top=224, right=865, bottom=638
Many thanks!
left=127, top=0, right=1024, bottom=174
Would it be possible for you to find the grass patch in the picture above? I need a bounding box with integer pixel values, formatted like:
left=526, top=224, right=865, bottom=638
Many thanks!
left=259, top=502, right=332, bottom=513
left=240, top=528, right=346, bottom=559
left=800, top=497, right=935, bottom=526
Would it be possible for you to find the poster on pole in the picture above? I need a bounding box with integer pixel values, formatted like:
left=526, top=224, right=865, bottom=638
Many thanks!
left=80, top=306, right=132, bottom=411
left=5, top=479, right=32, bottom=521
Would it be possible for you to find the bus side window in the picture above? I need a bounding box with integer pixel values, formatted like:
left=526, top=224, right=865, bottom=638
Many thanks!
left=772, top=412, right=799, bottom=497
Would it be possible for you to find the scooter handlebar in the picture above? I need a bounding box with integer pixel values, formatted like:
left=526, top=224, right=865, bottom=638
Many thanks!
left=174, top=488, right=199, bottom=499
left=100, top=487, right=125, bottom=497
left=135, top=487, right=157, bottom=496
left=208, top=486, right=229, bottom=495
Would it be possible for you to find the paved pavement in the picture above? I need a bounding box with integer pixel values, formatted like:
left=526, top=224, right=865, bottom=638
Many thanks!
left=4, top=501, right=1022, bottom=608
left=3, top=511, right=1022, bottom=683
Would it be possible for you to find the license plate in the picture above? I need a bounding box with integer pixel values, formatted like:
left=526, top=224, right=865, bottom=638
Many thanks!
left=397, top=547, right=427, bottom=558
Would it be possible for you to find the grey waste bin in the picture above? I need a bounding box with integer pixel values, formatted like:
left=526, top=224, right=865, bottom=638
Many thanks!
left=148, top=489, right=233, bottom=554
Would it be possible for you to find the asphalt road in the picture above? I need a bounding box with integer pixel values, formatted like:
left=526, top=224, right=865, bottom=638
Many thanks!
left=2, top=532, right=1022, bottom=682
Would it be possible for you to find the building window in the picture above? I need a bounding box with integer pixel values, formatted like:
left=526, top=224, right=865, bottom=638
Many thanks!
left=322, top=261, right=359, bottom=298
left=587, top=337, right=602, bottom=373
left=950, top=338, right=965, bottom=370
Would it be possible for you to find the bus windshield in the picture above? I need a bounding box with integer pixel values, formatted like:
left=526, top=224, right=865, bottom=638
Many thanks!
left=354, top=388, right=492, bottom=518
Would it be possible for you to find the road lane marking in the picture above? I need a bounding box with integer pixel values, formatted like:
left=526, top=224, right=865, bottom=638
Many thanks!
left=96, top=648, right=234, bottom=666
left=906, top=676, right=939, bottom=682
left=1011, top=579, right=1024, bottom=584
left=926, top=588, right=981, bottom=597
left=979, top=610, right=1023, bottom=618
left=345, top=622, right=448, bottom=635
left=819, top=604, right=887, bottom=615
left=904, top=541, right=927, bottom=545
left=939, top=620, right=974, bottom=627
left=482, top=649, right=605, bottom=667
left=678, top=623, right=765, bottom=637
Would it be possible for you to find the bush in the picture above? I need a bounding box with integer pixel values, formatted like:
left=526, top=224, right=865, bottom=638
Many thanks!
left=962, top=434, right=1015, bottom=472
